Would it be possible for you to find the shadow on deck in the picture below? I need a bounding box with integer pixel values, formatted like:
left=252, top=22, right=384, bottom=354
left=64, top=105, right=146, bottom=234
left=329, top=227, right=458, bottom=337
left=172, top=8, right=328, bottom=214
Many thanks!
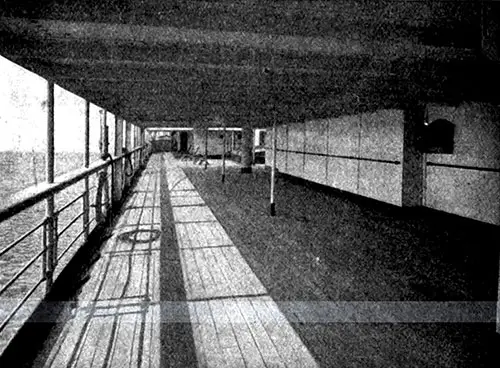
left=7, top=153, right=500, bottom=367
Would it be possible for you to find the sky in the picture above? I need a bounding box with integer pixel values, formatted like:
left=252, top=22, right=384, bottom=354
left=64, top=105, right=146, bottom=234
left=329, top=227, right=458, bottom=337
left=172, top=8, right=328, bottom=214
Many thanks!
left=0, top=55, right=105, bottom=153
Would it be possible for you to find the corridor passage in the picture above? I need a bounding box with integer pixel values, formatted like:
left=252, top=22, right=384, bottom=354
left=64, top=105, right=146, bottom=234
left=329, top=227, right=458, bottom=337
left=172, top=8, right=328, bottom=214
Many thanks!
left=30, top=152, right=500, bottom=367
left=35, top=153, right=318, bottom=367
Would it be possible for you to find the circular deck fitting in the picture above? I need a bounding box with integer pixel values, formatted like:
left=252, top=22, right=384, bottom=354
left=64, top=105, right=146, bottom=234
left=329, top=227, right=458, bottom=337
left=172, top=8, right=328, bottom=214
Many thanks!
left=117, top=229, right=161, bottom=243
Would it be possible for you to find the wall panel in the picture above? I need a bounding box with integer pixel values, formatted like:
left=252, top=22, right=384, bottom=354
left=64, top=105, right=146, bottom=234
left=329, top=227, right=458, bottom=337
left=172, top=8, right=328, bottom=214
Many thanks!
left=426, top=167, right=500, bottom=225
left=305, top=119, right=327, bottom=154
left=359, top=110, right=404, bottom=161
left=425, top=102, right=500, bottom=224
left=327, top=115, right=360, bottom=156
left=288, top=123, right=305, bottom=151
left=327, top=157, right=358, bottom=194
left=276, top=151, right=287, bottom=173
left=358, top=161, right=403, bottom=206
left=287, top=152, right=304, bottom=178
left=304, top=155, right=327, bottom=185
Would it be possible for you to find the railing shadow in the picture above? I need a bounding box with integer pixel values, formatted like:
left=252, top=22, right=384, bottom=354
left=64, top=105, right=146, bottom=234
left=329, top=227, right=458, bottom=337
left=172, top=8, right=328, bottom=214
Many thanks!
left=0, top=156, right=159, bottom=367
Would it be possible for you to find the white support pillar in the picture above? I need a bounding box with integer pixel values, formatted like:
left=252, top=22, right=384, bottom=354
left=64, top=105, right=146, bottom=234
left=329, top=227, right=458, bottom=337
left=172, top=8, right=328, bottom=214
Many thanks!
left=204, top=127, right=208, bottom=170
left=83, top=100, right=90, bottom=241
left=222, top=123, right=226, bottom=183
left=45, top=81, right=56, bottom=291
left=113, top=116, right=124, bottom=204
left=270, top=118, right=277, bottom=216
left=100, top=109, right=108, bottom=156
left=125, top=121, right=132, bottom=151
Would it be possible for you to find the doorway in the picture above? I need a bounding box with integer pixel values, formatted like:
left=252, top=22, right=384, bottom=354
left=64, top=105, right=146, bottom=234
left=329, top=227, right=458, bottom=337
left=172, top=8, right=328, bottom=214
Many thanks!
left=179, top=131, right=189, bottom=152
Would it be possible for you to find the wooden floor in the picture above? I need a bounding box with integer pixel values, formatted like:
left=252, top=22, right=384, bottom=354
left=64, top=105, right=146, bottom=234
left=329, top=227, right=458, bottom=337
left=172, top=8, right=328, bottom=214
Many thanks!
left=37, top=156, right=162, bottom=368
left=36, top=154, right=318, bottom=368
left=165, top=154, right=318, bottom=368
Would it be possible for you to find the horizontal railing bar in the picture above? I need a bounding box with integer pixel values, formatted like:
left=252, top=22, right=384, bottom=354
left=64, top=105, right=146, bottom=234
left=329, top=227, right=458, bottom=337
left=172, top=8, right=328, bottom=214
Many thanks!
left=56, top=192, right=85, bottom=215
left=0, top=219, right=46, bottom=258
left=57, top=212, right=84, bottom=238
left=0, top=146, right=145, bottom=223
left=57, top=228, right=86, bottom=261
left=0, top=278, right=44, bottom=335
left=0, top=249, right=45, bottom=298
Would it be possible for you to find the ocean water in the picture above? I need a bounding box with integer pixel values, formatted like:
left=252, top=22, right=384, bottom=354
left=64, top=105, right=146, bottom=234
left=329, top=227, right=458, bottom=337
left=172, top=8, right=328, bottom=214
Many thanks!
left=0, top=151, right=102, bottom=351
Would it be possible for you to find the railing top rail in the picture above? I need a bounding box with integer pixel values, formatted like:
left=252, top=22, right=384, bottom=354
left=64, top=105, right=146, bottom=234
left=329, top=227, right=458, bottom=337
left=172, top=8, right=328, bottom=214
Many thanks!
left=0, top=146, right=146, bottom=223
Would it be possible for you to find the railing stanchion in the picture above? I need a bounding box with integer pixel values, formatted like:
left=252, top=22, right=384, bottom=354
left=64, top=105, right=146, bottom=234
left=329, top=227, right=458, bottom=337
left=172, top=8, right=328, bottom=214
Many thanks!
left=83, top=100, right=90, bottom=240
left=45, top=81, right=56, bottom=291
left=270, top=115, right=277, bottom=216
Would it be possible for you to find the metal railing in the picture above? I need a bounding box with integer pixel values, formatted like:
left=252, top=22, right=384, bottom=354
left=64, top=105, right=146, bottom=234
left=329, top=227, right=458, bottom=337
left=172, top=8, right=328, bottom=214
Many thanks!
left=0, top=144, right=150, bottom=347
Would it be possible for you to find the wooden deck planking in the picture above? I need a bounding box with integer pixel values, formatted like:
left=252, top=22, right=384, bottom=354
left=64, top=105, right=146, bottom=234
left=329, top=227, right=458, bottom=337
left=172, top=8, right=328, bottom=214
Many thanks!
left=236, top=298, right=286, bottom=368
left=44, top=154, right=318, bottom=368
left=172, top=206, right=217, bottom=223
left=188, top=301, right=208, bottom=367
left=221, top=297, right=266, bottom=368
left=40, top=157, right=163, bottom=368
left=163, top=154, right=318, bottom=368
left=193, top=301, right=228, bottom=368
left=170, top=195, right=206, bottom=207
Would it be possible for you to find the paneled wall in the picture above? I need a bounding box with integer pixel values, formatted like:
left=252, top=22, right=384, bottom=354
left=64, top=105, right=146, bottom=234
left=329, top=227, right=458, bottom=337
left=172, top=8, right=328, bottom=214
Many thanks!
left=267, top=109, right=404, bottom=206
left=425, top=102, right=500, bottom=225
left=266, top=103, right=500, bottom=225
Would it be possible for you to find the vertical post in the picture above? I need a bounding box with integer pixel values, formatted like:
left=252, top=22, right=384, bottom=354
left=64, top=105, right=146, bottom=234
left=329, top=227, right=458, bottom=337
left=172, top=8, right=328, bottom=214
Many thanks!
left=222, top=124, right=226, bottom=182
left=252, top=129, right=256, bottom=165
left=96, top=109, right=109, bottom=223
left=83, top=100, right=90, bottom=242
left=125, top=121, right=132, bottom=151
left=270, top=117, right=277, bottom=216
left=113, top=116, right=123, bottom=206
left=139, top=127, right=143, bottom=165
left=240, top=126, right=253, bottom=173
left=402, top=102, right=426, bottom=207
left=100, top=110, right=108, bottom=156
left=125, top=121, right=132, bottom=186
left=45, top=81, right=56, bottom=292
left=204, top=127, right=208, bottom=170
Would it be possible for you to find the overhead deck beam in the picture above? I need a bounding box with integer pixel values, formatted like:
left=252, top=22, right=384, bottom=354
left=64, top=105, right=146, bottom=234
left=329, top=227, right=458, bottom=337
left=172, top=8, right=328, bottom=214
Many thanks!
left=0, top=2, right=497, bottom=128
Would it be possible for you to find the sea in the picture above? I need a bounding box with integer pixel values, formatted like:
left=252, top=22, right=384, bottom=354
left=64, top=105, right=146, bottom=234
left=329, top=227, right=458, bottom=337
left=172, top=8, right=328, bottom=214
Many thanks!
left=0, top=151, right=101, bottom=351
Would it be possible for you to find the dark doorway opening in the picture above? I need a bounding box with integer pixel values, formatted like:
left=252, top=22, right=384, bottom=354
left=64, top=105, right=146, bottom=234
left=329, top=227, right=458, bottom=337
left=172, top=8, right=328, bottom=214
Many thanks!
left=179, top=131, right=189, bottom=152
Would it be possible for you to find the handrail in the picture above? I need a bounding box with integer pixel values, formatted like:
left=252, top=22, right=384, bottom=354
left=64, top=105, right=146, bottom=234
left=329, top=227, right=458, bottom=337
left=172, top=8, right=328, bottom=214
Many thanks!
left=0, top=219, right=46, bottom=258
left=0, top=146, right=145, bottom=223
left=56, top=192, right=85, bottom=215
left=0, top=143, right=150, bottom=339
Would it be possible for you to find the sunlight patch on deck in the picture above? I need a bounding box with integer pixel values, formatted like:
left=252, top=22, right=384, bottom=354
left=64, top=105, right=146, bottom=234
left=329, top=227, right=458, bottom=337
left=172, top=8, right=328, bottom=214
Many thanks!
left=39, top=156, right=162, bottom=368
left=164, top=153, right=318, bottom=368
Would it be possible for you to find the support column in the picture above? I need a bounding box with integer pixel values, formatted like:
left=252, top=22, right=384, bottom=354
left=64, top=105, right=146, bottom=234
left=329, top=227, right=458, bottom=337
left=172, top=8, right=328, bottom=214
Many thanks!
left=45, top=81, right=56, bottom=291
left=204, top=127, right=208, bottom=170
left=125, top=121, right=132, bottom=151
left=100, top=110, right=108, bottom=156
left=240, top=126, right=253, bottom=173
left=83, top=101, right=90, bottom=242
left=222, top=123, right=226, bottom=182
left=113, top=116, right=124, bottom=204
left=402, top=103, right=426, bottom=208
left=96, top=110, right=110, bottom=223
left=270, top=118, right=277, bottom=216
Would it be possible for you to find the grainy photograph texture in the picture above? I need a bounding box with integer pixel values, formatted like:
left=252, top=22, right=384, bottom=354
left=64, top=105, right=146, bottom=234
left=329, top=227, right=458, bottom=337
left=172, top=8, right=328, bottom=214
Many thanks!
left=0, top=1, right=500, bottom=367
